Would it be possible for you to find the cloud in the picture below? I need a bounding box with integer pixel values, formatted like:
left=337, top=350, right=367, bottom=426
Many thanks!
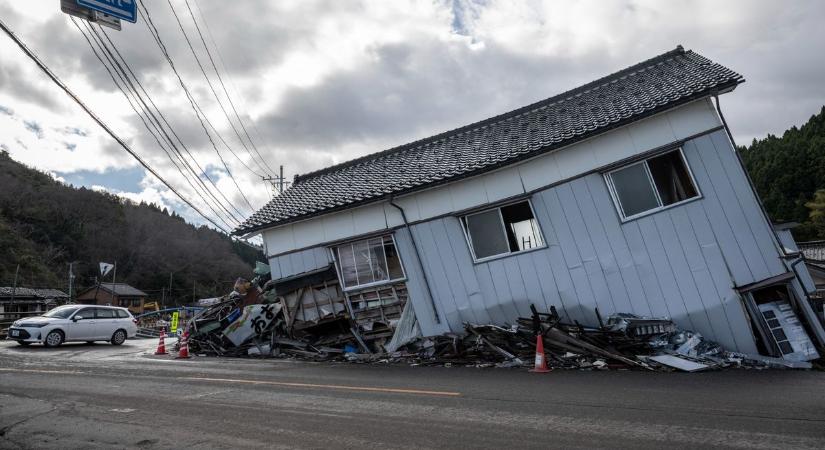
left=0, top=0, right=823, bottom=231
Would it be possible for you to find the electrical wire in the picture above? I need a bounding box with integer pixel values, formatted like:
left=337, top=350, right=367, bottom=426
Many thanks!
left=163, top=0, right=273, bottom=178
left=0, top=16, right=231, bottom=234
left=184, top=0, right=277, bottom=176
left=138, top=0, right=258, bottom=211
left=72, top=18, right=239, bottom=230
left=93, top=24, right=252, bottom=220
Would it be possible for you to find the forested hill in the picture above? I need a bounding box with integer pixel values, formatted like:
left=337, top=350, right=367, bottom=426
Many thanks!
left=740, top=106, right=825, bottom=241
left=0, top=151, right=262, bottom=302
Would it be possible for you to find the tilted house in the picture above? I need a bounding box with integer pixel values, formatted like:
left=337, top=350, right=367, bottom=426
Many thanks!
left=235, top=46, right=825, bottom=362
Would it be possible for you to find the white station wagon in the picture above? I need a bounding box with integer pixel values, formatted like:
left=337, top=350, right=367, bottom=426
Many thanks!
left=7, top=305, right=138, bottom=347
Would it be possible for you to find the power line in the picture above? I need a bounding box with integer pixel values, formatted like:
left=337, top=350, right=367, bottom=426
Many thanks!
left=73, top=18, right=240, bottom=229
left=184, top=0, right=277, bottom=176
left=93, top=23, right=249, bottom=220
left=164, top=0, right=273, bottom=179
left=0, top=16, right=231, bottom=234
left=138, top=0, right=258, bottom=212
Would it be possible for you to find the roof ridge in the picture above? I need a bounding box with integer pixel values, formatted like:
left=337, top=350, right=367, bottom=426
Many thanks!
left=293, top=45, right=687, bottom=184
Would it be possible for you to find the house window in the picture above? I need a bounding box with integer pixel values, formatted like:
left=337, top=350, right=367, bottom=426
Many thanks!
left=605, top=148, right=699, bottom=220
left=334, top=235, right=405, bottom=290
left=460, top=200, right=545, bottom=261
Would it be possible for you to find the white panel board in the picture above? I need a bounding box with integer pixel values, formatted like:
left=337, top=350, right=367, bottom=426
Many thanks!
left=263, top=224, right=295, bottom=256
left=321, top=210, right=355, bottom=242
left=482, top=166, right=524, bottom=202
left=449, top=176, right=489, bottom=212
left=351, top=203, right=388, bottom=232
left=627, top=113, right=677, bottom=153
left=292, top=216, right=325, bottom=248
left=666, top=99, right=721, bottom=139
left=416, top=186, right=455, bottom=218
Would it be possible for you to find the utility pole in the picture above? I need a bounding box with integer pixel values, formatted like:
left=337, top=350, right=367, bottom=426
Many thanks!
left=10, top=264, right=19, bottom=305
left=68, top=262, right=75, bottom=302
left=262, top=165, right=290, bottom=196
left=111, top=261, right=117, bottom=306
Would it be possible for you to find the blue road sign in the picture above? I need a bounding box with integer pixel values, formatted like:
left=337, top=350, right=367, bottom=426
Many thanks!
left=76, top=0, right=136, bottom=23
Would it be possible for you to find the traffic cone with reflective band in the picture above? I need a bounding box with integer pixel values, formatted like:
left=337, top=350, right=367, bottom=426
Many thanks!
left=529, top=334, right=551, bottom=373
left=154, top=329, right=168, bottom=355
left=175, top=330, right=191, bottom=359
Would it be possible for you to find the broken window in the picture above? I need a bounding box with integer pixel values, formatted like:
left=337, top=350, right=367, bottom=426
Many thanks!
left=461, top=200, right=545, bottom=261
left=605, top=148, right=699, bottom=220
left=333, top=235, right=405, bottom=290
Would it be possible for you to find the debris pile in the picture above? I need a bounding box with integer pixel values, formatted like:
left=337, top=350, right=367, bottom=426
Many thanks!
left=183, top=263, right=812, bottom=371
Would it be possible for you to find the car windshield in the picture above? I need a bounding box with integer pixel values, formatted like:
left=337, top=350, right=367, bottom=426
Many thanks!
left=42, top=306, right=81, bottom=319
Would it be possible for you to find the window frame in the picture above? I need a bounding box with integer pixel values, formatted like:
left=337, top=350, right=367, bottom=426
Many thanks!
left=604, top=147, right=701, bottom=222
left=332, top=234, right=407, bottom=292
left=460, top=199, right=547, bottom=264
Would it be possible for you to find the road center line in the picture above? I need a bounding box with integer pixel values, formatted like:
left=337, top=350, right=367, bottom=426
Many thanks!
left=180, top=376, right=462, bottom=397
left=0, top=368, right=86, bottom=375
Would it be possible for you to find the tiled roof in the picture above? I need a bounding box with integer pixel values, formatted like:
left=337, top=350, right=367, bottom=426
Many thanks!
left=0, top=287, right=69, bottom=300
left=98, top=283, right=148, bottom=297
left=234, top=46, right=743, bottom=236
left=799, top=241, right=825, bottom=262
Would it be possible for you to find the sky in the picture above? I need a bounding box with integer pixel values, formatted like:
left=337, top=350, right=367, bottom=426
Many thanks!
left=1, top=0, right=823, bottom=233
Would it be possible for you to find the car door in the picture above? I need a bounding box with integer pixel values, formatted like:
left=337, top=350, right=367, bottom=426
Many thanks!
left=67, top=307, right=97, bottom=341
left=94, top=308, right=119, bottom=340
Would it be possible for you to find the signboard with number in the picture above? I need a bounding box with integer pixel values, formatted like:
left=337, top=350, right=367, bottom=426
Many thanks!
left=60, top=0, right=122, bottom=30
left=76, top=0, right=137, bottom=23
left=170, top=311, right=179, bottom=334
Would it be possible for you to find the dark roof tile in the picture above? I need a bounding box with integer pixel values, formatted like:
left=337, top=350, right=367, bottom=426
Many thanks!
left=235, top=46, right=742, bottom=235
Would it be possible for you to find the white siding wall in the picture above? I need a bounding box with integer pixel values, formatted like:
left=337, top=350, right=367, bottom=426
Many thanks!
left=263, top=99, right=722, bottom=255
left=393, top=129, right=786, bottom=353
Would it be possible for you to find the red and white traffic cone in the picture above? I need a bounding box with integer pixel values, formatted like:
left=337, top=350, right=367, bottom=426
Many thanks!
left=175, top=330, right=191, bottom=359
left=154, top=329, right=168, bottom=355
left=529, top=334, right=551, bottom=373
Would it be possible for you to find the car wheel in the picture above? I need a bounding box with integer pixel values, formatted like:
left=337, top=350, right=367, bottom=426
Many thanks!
left=16, top=341, right=31, bottom=346
left=111, top=329, right=127, bottom=346
left=44, top=330, right=64, bottom=348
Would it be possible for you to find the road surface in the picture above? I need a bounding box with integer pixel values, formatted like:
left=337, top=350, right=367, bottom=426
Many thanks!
left=1, top=338, right=824, bottom=449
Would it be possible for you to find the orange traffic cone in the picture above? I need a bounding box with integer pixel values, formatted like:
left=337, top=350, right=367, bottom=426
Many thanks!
left=154, top=329, right=168, bottom=355
left=529, top=334, right=551, bottom=373
left=175, top=330, right=191, bottom=359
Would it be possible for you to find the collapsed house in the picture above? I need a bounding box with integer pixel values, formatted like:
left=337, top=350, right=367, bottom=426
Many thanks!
left=222, top=46, right=824, bottom=367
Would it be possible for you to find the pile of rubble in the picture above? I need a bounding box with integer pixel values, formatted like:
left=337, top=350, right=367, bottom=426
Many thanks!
left=183, top=264, right=812, bottom=372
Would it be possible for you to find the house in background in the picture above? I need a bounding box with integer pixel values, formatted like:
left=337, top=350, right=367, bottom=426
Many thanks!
left=0, top=287, right=68, bottom=320
left=76, top=283, right=149, bottom=315
left=235, top=46, right=825, bottom=363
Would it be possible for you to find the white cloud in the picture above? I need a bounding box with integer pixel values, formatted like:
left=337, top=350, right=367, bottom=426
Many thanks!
left=0, top=0, right=823, bottom=231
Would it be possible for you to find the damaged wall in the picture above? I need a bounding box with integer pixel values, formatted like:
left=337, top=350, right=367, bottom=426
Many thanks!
left=395, top=130, right=787, bottom=354
left=268, top=247, right=331, bottom=281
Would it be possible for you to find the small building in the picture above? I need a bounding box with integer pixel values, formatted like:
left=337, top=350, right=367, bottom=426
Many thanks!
left=0, top=287, right=69, bottom=320
left=76, top=283, right=149, bottom=315
left=235, top=46, right=825, bottom=363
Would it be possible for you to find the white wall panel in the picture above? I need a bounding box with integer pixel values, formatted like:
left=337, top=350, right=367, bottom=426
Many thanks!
left=667, top=98, right=721, bottom=138
left=449, top=176, right=489, bottom=212
left=351, top=203, right=388, bottom=232
left=416, top=186, right=455, bottom=218
left=627, top=113, right=677, bottom=152
left=321, top=210, right=355, bottom=242
left=482, top=166, right=524, bottom=202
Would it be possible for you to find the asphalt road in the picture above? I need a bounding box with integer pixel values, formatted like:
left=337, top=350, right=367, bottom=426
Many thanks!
left=1, top=338, right=824, bottom=449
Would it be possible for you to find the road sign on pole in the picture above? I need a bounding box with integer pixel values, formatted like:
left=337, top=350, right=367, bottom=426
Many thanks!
left=76, top=0, right=137, bottom=23
left=61, top=0, right=122, bottom=31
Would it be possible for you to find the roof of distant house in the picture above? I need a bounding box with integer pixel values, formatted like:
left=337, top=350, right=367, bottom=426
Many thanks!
left=0, top=287, right=69, bottom=300
left=234, top=46, right=743, bottom=236
left=95, top=283, right=148, bottom=297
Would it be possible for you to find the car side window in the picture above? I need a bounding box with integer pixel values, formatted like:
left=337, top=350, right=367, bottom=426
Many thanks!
left=74, top=308, right=94, bottom=320
left=95, top=308, right=116, bottom=319
left=116, top=310, right=129, bottom=319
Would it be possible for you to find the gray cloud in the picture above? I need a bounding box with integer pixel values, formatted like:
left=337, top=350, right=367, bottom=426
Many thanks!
left=23, top=120, right=44, bottom=139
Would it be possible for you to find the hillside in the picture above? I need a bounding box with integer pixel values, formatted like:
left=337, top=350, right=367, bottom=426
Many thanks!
left=0, top=151, right=262, bottom=303
left=740, top=105, right=825, bottom=241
